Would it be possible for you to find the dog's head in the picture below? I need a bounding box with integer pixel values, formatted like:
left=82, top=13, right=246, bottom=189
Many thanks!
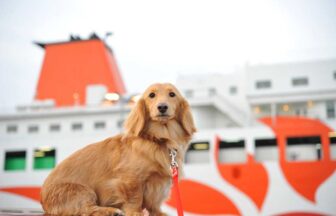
left=124, top=83, right=196, bottom=139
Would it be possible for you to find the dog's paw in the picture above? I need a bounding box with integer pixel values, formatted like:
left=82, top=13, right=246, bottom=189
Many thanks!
left=153, top=212, right=168, bottom=216
left=90, top=206, right=124, bottom=216
left=122, top=211, right=143, bottom=216
left=113, top=209, right=125, bottom=216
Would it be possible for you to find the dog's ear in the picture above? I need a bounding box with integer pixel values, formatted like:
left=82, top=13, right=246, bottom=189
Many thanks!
left=178, top=98, right=196, bottom=136
left=124, top=98, right=147, bottom=136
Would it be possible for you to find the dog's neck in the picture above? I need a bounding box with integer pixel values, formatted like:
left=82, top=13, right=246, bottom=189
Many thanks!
left=142, top=119, right=190, bottom=150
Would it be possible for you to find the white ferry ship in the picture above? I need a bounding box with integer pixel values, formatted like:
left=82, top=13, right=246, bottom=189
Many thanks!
left=0, top=34, right=336, bottom=216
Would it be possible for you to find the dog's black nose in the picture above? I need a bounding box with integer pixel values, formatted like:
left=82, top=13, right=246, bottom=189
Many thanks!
left=157, top=103, right=168, bottom=114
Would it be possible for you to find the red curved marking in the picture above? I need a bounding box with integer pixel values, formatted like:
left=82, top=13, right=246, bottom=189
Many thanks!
left=214, top=136, right=268, bottom=210
left=275, top=213, right=325, bottom=216
left=280, top=161, right=336, bottom=202
left=166, top=179, right=240, bottom=215
left=0, top=187, right=41, bottom=202
left=260, top=116, right=336, bottom=202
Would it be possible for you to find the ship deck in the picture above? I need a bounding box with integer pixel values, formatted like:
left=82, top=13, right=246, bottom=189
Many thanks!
left=0, top=209, right=44, bottom=216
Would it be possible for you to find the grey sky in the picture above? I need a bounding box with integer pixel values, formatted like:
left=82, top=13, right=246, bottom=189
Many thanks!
left=0, top=0, right=335, bottom=110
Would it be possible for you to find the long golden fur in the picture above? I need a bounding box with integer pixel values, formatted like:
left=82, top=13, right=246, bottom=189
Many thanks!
left=41, top=83, right=196, bottom=216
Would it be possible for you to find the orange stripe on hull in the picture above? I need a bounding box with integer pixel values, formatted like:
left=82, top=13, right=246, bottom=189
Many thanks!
left=0, top=187, right=41, bottom=202
left=260, top=117, right=336, bottom=202
left=214, top=136, right=269, bottom=210
left=275, top=213, right=325, bottom=216
left=166, top=180, right=240, bottom=215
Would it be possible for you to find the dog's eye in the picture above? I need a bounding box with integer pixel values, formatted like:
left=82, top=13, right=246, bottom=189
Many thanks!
left=169, top=92, right=176, bottom=97
left=149, top=92, right=156, bottom=98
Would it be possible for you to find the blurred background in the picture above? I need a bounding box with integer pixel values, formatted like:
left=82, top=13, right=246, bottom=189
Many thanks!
left=1, top=0, right=336, bottom=109
left=0, top=0, right=335, bottom=215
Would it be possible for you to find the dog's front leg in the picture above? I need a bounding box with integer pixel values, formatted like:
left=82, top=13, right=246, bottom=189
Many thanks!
left=122, top=205, right=143, bottom=216
left=122, top=202, right=143, bottom=216
left=121, top=184, right=144, bottom=216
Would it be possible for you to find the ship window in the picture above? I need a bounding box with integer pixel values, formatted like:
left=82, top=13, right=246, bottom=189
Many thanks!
left=0, top=209, right=24, bottom=214
left=117, top=119, right=125, bottom=129
left=4, top=151, right=26, bottom=171
left=286, top=136, right=322, bottom=161
left=209, top=88, right=216, bottom=96
left=6, top=125, right=18, bottom=133
left=256, top=80, right=271, bottom=89
left=28, top=125, right=39, bottom=133
left=34, top=148, right=56, bottom=169
left=326, top=101, right=335, bottom=119
left=219, top=140, right=246, bottom=164
left=72, top=123, right=82, bottom=131
left=185, top=141, right=210, bottom=164
left=94, top=121, right=106, bottom=129
left=229, top=86, right=237, bottom=95
left=330, top=133, right=336, bottom=160
left=255, top=138, right=278, bottom=161
left=292, top=77, right=308, bottom=87
left=50, top=124, right=61, bottom=132
left=184, top=90, right=193, bottom=98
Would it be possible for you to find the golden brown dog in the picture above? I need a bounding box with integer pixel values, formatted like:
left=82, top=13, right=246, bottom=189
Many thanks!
left=41, top=83, right=196, bottom=216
